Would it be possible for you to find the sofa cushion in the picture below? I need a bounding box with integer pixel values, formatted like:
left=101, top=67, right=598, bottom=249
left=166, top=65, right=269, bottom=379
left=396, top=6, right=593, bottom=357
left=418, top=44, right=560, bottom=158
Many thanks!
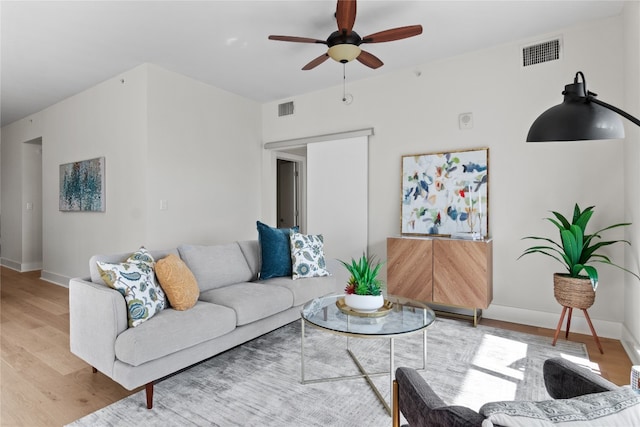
left=156, top=254, right=199, bottom=310
left=96, top=247, right=167, bottom=328
left=115, top=301, right=236, bottom=366
left=256, top=221, right=298, bottom=280
left=480, top=388, right=640, bottom=427
left=289, top=232, right=330, bottom=280
left=178, top=243, right=253, bottom=292
left=199, top=282, right=293, bottom=326
left=259, top=275, right=337, bottom=306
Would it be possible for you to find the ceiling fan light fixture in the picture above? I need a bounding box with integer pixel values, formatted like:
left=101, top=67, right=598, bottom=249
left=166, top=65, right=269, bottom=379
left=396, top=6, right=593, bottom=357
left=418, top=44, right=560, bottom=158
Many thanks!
left=268, top=0, right=423, bottom=70
left=328, top=44, right=361, bottom=63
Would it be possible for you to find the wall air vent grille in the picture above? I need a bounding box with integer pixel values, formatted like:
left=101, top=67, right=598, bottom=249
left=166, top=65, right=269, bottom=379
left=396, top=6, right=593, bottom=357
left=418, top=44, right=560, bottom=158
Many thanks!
left=278, top=101, right=294, bottom=117
left=522, top=38, right=561, bottom=67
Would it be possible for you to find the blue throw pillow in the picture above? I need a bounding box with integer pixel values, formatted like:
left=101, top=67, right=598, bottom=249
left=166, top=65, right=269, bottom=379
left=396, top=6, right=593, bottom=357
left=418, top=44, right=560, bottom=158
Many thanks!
left=257, top=221, right=299, bottom=280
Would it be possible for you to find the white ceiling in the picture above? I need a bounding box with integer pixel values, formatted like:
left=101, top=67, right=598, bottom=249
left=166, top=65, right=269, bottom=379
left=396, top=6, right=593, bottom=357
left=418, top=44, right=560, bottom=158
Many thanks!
left=0, top=0, right=626, bottom=127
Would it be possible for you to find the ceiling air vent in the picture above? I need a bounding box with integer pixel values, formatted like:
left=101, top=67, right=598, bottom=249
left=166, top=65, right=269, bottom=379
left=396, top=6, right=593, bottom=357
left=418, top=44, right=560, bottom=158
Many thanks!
left=278, top=101, right=294, bottom=117
left=522, top=38, right=562, bottom=67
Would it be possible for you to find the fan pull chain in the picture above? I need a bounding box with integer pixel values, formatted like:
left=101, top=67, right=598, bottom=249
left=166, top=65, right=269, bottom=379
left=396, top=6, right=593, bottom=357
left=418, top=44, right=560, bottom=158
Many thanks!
left=342, top=63, right=347, bottom=102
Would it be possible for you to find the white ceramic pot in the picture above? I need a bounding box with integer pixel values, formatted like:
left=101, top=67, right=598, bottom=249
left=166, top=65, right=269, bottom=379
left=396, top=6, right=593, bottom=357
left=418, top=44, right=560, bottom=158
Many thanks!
left=344, top=294, right=384, bottom=313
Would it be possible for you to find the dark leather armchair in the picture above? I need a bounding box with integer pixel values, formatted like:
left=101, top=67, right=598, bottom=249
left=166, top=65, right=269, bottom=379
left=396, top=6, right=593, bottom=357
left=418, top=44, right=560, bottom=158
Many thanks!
left=393, top=357, right=619, bottom=427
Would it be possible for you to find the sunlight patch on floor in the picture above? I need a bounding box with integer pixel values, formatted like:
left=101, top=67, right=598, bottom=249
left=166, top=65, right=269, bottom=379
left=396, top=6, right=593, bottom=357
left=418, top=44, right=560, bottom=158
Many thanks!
left=452, top=368, right=519, bottom=411
left=472, top=334, right=528, bottom=380
left=452, top=334, right=528, bottom=410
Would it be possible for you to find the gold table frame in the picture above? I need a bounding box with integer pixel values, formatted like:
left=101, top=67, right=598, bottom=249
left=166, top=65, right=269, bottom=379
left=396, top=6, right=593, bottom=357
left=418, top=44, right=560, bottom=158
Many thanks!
left=300, top=296, right=434, bottom=415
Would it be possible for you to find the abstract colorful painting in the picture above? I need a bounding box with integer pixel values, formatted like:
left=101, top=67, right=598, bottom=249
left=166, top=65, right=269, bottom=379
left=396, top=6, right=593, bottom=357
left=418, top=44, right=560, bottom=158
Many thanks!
left=59, top=157, right=105, bottom=212
left=401, top=148, right=488, bottom=236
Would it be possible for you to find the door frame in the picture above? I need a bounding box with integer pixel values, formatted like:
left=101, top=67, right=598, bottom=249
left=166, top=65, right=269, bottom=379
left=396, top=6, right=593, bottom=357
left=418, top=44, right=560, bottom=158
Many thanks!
left=274, top=151, right=306, bottom=233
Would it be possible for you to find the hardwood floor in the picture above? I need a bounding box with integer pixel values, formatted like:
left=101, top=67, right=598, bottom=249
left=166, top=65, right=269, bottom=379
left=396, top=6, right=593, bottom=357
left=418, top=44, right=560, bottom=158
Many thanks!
left=0, top=267, right=633, bottom=426
left=1, top=268, right=136, bottom=426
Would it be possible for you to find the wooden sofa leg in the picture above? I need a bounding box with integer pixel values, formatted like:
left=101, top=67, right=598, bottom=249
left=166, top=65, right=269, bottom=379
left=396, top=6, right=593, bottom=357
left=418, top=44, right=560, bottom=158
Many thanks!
left=146, top=382, right=154, bottom=409
left=92, top=367, right=97, bottom=373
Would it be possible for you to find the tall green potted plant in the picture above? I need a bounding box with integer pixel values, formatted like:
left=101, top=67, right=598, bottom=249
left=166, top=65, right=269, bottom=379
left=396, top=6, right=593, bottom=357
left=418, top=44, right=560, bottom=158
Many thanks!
left=519, top=203, right=639, bottom=309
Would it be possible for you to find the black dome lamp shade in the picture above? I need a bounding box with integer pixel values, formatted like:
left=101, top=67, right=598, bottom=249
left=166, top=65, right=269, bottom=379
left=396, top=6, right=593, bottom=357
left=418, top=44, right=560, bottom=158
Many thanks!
left=527, top=71, right=640, bottom=142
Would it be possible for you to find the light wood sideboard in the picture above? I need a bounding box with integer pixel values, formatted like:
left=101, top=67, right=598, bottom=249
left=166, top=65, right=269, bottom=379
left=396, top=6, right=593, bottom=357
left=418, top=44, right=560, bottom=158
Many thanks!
left=387, top=236, right=493, bottom=324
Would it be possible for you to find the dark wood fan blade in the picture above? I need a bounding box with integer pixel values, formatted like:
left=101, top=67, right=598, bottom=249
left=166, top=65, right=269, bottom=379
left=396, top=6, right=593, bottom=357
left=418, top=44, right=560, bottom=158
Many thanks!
left=336, top=0, right=356, bottom=34
left=268, top=35, right=327, bottom=44
left=302, top=53, right=330, bottom=70
left=356, top=50, right=383, bottom=69
left=362, top=25, right=423, bottom=43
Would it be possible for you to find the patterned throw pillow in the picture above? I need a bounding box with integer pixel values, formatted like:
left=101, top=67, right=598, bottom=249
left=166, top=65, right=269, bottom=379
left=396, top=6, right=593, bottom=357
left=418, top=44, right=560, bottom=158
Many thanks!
left=155, top=254, right=199, bottom=311
left=97, top=247, right=166, bottom=327
left=480, top=388, right=640, bottom=427
left=289, top=232, right=330, bottom=280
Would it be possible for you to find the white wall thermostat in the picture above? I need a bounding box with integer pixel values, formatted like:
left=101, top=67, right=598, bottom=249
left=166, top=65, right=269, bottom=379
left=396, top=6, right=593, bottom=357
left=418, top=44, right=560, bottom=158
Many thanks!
left=459, top=112, right=473, bottom=129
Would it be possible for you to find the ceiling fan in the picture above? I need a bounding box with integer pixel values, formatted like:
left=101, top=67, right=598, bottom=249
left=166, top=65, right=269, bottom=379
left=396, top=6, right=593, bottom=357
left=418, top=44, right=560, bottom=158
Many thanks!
left=268, top=0, right=423, bottom=70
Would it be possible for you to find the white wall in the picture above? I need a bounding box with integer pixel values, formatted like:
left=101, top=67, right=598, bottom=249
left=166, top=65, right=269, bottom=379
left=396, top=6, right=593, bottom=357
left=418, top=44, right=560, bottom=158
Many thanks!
left=623, top=1, right=640, bottom=364
left=262, top=16, right=628, bottom=338
left=40, top=64, right=149, bottom=283
left=145, top=64, right=262, bottom=248
left=0, top=63, right=262, bottom=283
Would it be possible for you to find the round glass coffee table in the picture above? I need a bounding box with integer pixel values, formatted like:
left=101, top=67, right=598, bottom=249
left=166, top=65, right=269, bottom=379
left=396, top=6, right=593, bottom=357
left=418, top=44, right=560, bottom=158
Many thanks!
left=300, top=294, right=436, bottom=415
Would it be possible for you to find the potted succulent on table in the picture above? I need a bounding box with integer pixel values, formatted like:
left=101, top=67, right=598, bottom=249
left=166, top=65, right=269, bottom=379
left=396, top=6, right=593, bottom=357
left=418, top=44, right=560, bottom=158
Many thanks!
left=340, top=253, right=385, bottom=312
left=519, top=203, right=639, bottom=310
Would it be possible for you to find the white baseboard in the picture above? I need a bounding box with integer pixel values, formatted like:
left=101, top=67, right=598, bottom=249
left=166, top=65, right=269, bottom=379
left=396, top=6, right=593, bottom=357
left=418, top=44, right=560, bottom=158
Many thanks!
left=484, top=304, right=622, bottom=340
left=1, top=257, right=22, bottom=271
left=21, top=261, right=43, bottom=271
left=622, top=325, right=640, bottom=365
left=40, top=270, right=70, bottom=288
left=0, top=258, right=42, bottom=272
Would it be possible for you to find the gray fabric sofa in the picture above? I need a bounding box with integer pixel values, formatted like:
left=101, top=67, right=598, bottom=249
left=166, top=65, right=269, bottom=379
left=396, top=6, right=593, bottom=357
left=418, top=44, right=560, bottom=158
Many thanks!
left=393, top=357, right=637, bottom=427
left=69, top=240, right=343, bottom=409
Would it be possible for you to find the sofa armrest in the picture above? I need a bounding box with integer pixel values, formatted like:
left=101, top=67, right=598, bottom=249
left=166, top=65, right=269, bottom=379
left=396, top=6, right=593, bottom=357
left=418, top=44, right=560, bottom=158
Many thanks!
left=543, top=357, right=619, bottom=399
left=69, top=277, right=128, bottom=377
left=395, top=367, right=485, bottom=427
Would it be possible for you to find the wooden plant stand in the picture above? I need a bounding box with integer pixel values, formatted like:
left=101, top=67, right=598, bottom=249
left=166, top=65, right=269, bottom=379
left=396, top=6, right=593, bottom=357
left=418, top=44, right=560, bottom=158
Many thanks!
left=552, top=306, right=603, bottom=354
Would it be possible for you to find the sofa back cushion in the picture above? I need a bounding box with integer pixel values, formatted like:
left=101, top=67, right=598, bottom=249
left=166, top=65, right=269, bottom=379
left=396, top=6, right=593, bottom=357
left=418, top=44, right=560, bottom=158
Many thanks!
left=90, top=248, right=178, bottom=286
left=178, top=242, right=253, bottom=292
left=237, top=240, right=261, bottom=279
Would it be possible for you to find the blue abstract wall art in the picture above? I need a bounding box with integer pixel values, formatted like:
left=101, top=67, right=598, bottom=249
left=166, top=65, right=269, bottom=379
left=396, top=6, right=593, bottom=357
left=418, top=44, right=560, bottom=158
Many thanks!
left=59, top=157, right=105, bottom=212
left=401, top=148, right=488, bottom=236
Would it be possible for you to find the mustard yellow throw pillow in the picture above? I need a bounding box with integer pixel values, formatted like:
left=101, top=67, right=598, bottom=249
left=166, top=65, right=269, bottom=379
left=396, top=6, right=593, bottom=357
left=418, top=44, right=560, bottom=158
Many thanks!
left=156, top=254, right=199, bottom=311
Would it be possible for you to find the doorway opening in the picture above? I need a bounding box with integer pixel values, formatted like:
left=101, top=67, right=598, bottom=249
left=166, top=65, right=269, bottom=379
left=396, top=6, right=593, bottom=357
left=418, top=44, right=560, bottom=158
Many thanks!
left=23, top=137, right=43, bottom=271
left=275, top=148, right=306, bottom=232
left=277, top=159, right=298, bottom=229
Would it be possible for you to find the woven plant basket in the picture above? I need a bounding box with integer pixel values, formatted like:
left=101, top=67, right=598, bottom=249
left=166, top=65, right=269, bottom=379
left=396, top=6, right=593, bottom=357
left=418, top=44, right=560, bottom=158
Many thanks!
left=553, top=273, right=595, bottom=309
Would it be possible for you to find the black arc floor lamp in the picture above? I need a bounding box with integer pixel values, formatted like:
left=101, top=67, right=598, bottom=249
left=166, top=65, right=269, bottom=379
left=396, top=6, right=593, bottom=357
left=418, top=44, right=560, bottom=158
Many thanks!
left=527, top=71, right=640, bottom=142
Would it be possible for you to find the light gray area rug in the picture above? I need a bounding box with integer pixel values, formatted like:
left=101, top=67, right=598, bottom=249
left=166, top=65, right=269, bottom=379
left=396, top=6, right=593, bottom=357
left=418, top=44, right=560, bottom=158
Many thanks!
left=68, top=317, right=590, bottom=427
